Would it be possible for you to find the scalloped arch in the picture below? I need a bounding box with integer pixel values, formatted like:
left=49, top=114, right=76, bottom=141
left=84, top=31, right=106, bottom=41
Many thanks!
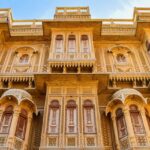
left=0, top=89, right=37, bottom=114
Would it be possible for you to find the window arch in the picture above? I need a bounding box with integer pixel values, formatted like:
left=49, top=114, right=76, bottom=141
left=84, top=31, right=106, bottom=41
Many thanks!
left=130, top=105, right=145, bottom=134
left=81, top=35, right=89, bottom=52
left=48, top=100, right=60, bottom=134
left=19, top=54, right=29, bottom=64
left=83, top=100, right=96, bottom=133
left=116, top=108, right=127, bottom=139
left=0, top=105, right=13, bottom=134
left=66, top=100, right=77, bottom=133
left=116, top=53, right=126, bottom=63
left=55, top=35, right=64, bottom=53
left=15, top=109, right=28, bottom=140
left=68, top=35, right=76, bottom=53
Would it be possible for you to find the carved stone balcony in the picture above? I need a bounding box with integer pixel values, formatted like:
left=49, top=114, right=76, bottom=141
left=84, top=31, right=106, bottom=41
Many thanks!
left=48, top=52, right=96, bottom=73
left=54, top=7, right=91, bottom=21
left=13, top=63, right=31, bottom=73
left=49, top=52, right=95, bottom=62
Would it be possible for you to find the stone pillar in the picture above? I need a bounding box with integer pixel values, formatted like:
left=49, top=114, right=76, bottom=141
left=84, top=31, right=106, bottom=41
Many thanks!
left=63, top=66, right=66, bottom=73
left=0, top=81, right=3, bottom=89
left=112, top=80, right=117, bottom=88
left=111, top=114, right=120, bottom=150
left=40, top=95, right=49, bottom=147
left=59, top=97, right=64, bottom=148
left=93, top=64, right=97, bottom=73
left=7, top=107, right=20, bottom=149
left=80, top=96, right=84, bottom=149
left=0, top=108, right=4, bottom=121
left=23, top=113, right=32, bottom=150
left=8, top=81, right=12, bottom=88
left=123, top=107, right=136, bottom=147
left=77, top=66, right=81, bottom=73
left=95, top=97, right=103, bottom=148
left=47, top=64, right=51, bottom=73
left=140, top=108, right=150, bottom=143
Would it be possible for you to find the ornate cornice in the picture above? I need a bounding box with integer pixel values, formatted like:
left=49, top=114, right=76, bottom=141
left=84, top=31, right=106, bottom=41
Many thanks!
left=109, top=73, right=150, bottom=81
left=0, top=74, right=34, bottom=82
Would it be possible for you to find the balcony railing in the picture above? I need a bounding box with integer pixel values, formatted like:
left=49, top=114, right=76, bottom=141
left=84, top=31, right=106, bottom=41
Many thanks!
left=14, top=137, right=23, bottom=150
left=49, top=52, right=94, bottom=61
left=0, top=134, right=7, bottom=147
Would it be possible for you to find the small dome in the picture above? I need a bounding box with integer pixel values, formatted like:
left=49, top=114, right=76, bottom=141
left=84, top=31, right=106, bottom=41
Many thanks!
left=106, top=88, right=146, bottom=115
left=0, top=89, right=37, bottom=114
left=111, top=88, right=146, bottom=103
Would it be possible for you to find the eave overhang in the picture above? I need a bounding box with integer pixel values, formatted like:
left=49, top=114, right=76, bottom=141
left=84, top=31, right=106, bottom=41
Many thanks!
left=42, top=20, right=102, bottom=40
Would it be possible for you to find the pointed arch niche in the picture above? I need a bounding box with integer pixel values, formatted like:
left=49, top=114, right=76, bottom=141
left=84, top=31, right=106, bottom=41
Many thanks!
left=108, top=46, right=137, bottom=72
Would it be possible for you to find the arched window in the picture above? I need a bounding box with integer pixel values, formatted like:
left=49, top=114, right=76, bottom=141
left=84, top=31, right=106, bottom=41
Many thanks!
left=0, top=105, right=13, bottom=133
left=83, top=100, right=96, bottom=133
left=55, top=35, right=63, bottom=53
left=130, top=105, right=145, bottom=134
left=116, top=108, right=127, bottom=139
left=81, top=35, right=89, bottom=52
left=116, top=54, right=126, bottom=63
left=68, top=35, right=76, bottom=53
left=48, top=100, right=60, bottom=134
left=66, top=100, right=77, bottom=133
left=19, top=54, right=29, bottom=64
left=15, top=109, right=28, bottom=139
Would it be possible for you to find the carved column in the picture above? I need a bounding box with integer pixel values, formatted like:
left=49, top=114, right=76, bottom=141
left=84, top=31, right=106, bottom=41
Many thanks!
left=93, top=64, right=97, bottom=73
left=7, top=107, right=20, bottom=149
left=80, top=96, right=84, bottom=148
left=111, top=114, right=120, bottom=150
left=61, top=96, right=65, bottom=148
left=23, top=113, right=32, bottom=150
left=63, top=66, right=66, bottom=73
left=77, top=66, right=81, bottom=73
left=140, top=108, right=150, bottom=143
left=123, top=107, right=136, bottom=147
left=28, top=80, right=32, bottom=88
left=8, top=81, right=12, bottom=88
left=95, top=96, right=103, bottom=148
left=0, top=81, right=3, bottom=88
left=40, top=94, right=49, bottom=147
left=0, top=108, right=3, bottom=121
left=59, top=98, right=63, bottom=148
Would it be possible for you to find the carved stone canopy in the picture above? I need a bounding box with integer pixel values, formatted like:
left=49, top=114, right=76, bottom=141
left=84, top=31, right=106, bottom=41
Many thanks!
left=106, top=88, right=147, bottom=115
left=0, top=89, right=37, bottom=114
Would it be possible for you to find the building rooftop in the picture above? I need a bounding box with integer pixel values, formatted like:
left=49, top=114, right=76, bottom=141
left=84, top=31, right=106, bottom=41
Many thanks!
left=0, top=7, right=150, bottom=37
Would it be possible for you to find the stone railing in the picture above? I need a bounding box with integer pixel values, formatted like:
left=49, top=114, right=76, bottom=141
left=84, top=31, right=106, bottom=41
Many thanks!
left=10, top=20, right=43, bottom=36
left=101, top=19, right=136, bottom=36
left=54, top=7, right=91, bottom=20
left=1, top=7, right=150, bottom=37
left=49, top=52, right=94, bottom=61
left=0, top=134, right=7, bottom=147
left=134, top=8, right=150, bottom=22
left=14, top=137, right=23, bottom=150
left=0, top=9, right=11, bottom=23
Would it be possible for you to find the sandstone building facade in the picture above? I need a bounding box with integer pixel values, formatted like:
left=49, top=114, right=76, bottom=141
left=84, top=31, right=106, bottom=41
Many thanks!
left=0, top=7, right=150, bottom=150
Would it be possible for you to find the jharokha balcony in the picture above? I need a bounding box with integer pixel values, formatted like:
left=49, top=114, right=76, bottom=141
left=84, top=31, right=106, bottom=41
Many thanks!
left=0, top=89, right=37, bottom=150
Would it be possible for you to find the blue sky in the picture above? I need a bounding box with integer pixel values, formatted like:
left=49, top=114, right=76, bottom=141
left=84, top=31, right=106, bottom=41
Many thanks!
left=0, top=0, right=150, bottom=19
